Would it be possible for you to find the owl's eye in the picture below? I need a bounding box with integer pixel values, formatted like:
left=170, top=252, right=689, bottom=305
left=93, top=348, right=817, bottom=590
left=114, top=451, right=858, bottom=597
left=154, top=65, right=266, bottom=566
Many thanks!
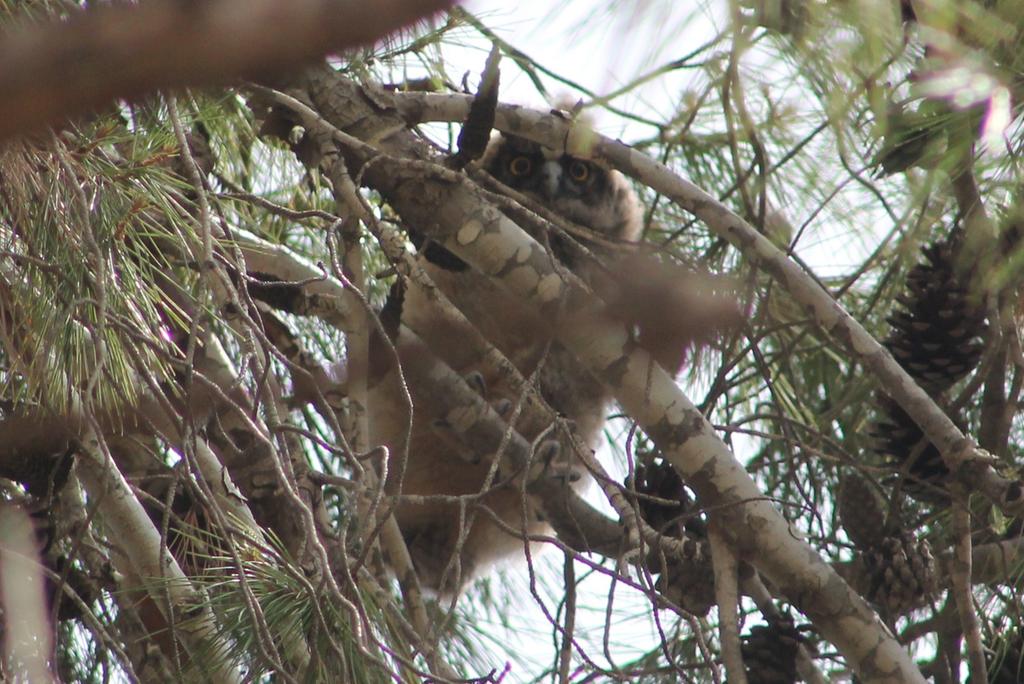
left=508, top=156, right=533, bottom=177
left=567, top=160, right=591, bottom=183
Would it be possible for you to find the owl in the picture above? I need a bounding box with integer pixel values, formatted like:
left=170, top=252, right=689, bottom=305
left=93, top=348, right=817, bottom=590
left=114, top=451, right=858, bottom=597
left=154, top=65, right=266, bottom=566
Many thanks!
left=368, top=132, right=643, bottom=594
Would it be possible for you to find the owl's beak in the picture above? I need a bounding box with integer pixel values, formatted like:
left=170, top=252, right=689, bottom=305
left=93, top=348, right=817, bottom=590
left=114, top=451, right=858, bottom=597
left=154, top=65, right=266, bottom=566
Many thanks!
left=539, top=160, right=561, bottom=200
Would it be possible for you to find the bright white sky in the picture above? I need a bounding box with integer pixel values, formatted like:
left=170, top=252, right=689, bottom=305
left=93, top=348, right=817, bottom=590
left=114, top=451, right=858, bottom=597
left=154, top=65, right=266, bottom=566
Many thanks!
left=462, top=1, right=720, bottom=137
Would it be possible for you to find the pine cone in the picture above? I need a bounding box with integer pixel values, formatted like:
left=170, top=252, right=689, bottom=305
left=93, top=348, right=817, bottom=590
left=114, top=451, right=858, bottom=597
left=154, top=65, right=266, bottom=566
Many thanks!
left=863, top=531, right=937, bottom=616
left=629, top=458, right=715, bottom=615
left=872, top=398, right=951, bottom=500
left=742, top=615, right=805, bottom=684
left=655, top=547, right=715, bottom=616
left=884, top=239, right=987, bottom=394
left=630, top=459, right=704, bottom=538
left=837, top=472, right=889, bottom=549
left=873, top=236, right=987, bottom=500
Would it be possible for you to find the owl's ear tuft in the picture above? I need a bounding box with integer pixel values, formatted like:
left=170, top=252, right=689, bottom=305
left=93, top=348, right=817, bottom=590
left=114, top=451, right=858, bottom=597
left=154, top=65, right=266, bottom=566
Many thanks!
left=550, top=95, right=588, bottom=122
left=549, top=96, right=599, bottom=158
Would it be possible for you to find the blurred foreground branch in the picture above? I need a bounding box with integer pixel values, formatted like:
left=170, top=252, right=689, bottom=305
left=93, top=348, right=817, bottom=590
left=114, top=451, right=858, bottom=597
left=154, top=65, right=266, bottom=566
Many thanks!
left=0, top=0, right=454, bottom=140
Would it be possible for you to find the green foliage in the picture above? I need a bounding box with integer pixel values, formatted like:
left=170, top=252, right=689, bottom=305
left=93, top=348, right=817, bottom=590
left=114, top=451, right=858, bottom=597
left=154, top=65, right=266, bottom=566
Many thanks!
left=0, top=115, right=197, bottom=416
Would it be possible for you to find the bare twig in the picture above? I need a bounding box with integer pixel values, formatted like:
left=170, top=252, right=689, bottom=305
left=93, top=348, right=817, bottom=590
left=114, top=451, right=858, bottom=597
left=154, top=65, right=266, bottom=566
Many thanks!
left=950, top=498, right=986, bottom=681
left=709, top=521, right=747, bottom=684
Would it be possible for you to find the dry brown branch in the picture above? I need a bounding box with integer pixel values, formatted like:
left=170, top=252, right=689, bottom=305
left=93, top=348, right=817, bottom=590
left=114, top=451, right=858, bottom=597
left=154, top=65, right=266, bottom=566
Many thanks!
left=0, top=0, right=454, bottom=140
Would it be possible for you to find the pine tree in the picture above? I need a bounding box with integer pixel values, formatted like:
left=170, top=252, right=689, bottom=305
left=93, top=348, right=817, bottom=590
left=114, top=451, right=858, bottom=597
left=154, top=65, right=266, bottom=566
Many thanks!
left=1, top=1, right=1023, bottom=682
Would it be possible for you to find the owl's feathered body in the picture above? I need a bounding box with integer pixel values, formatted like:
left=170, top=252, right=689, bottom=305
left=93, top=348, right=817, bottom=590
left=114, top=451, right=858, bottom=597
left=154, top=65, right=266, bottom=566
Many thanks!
left=368, top=132, right=643, bottom=592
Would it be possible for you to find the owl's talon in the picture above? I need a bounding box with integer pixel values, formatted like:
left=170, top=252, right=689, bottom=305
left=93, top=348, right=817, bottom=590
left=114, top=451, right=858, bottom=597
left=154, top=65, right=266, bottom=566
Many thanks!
left=537, top=439, right=561, bottom=464
left=492, top=398, right=513, bottom=417
left=431, top=419, right=482, bottom=463
left=464, top=371, right=487, bottom=396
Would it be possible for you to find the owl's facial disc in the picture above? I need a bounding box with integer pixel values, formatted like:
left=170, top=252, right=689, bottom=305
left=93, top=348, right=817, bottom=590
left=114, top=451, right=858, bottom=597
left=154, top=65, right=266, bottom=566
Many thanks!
left=483, top=133, right=643, bottom=243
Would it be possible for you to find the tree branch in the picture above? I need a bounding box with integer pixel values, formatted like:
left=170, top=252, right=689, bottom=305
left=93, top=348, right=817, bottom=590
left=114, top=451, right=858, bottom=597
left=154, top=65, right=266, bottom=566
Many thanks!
left=75, top=426, right=242, bottom=683
left=0, top=0, right=454, bottom=140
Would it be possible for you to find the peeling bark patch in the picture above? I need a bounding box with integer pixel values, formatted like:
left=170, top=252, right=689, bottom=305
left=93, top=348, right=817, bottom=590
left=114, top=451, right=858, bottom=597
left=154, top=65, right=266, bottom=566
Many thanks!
left=726, top=220, right=757, bottom=250
left=506, top=264, right=540, bottom=292
left=820, top=569, right=857, bottom=617
left=828, top=320, right=857, bottom=353
left=647, top=413, right=705, bottom=451
left=858, top=637, right=902, bottom=681
left=679, top=458, right=729, bottom=507
left=683, top=457, right=723, bottom=499
left=537, top=273, right=562, bottom=303
left=457, top=218, right=483, bottom=246
left=683, top=413, right=705, bottom=441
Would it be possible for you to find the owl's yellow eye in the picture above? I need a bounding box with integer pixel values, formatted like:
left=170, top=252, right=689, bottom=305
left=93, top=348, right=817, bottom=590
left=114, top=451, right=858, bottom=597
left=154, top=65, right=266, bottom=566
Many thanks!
left=509, top=156, right=533, bottom=177
left=568, top=160, right=591, bottom=182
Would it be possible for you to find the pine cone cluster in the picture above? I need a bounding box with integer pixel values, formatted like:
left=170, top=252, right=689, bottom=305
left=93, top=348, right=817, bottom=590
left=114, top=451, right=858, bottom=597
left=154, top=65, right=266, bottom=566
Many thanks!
left=629, top=457, right=714, bottom=616
left=838, top=473, right=936, bottom=616
left=873, top=236, right=987, bottom=498
left=741, top=614, right=805, bottom=684
left=631, top=458, right=705, bottom=538
left=862, top=531, right=938, bottom=616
